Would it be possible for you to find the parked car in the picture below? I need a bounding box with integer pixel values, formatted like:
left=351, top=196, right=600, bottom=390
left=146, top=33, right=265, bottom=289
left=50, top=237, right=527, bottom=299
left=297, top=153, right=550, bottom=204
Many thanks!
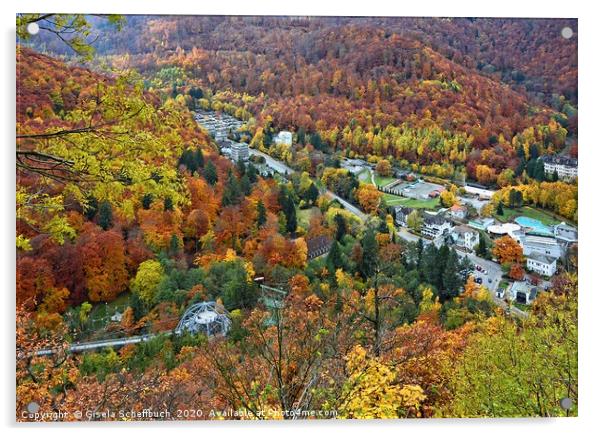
left=475, top=277, right=483, bottom=284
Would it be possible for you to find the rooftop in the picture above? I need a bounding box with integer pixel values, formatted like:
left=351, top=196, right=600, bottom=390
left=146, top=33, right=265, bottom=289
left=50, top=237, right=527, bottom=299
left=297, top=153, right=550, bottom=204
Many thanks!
left=394, top=205, right=413, bottom=215
left=510, top=281, right=539, bottom=300
left=454, top=225, right=477, bottom=235
left=424, top=214, right=449, bottom=226
left=527, top=252, right=557, bottom=265
left=541, top=155, right=578, bottom=168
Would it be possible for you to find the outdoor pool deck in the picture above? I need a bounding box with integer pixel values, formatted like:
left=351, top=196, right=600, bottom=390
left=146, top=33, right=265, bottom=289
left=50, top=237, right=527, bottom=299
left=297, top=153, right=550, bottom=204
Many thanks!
left=514, top=216, right=554, bottom=236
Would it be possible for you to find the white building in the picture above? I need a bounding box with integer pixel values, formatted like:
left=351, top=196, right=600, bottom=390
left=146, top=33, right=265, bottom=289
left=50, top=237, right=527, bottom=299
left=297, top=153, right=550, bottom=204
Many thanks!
left=554, top=222, right=578, bottom=243
left=519, top=234, right=564, bottom=259
left=274, top=131, right=293, bottom=146
left=393, top=206, right=413, bottom=227
left=231, top=142, right=249, bottom=163
left=526, top=253, right=557, bottom=277
left=214, top=127, right=228, bottom=142
left=541, top=155, right=578, bottom=181
left=421, top=214, right=453, bottom=239
left=463, top=185, right=495, bottom=200
left=509, top=281, right=539, bottom=305
left=448, top=204, right=468, bottom=220
left=453, top=225, right=480, bottom=251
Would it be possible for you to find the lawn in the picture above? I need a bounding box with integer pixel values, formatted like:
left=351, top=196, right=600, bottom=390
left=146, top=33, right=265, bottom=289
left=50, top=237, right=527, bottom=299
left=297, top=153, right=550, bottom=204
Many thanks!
left=383, top=193, right=440, bottom=210
left=84, top=292, right=132, bottom=333
left=373, top=174, right=397, bottom=188
left=357, top=168, right=371, bottom=184
left=496, top=206, right=562, bottom=226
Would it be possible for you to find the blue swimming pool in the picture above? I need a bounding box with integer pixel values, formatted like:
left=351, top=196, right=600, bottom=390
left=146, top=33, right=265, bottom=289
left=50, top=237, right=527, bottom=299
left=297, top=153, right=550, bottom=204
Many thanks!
left=514, top=216, right=553, bottom=236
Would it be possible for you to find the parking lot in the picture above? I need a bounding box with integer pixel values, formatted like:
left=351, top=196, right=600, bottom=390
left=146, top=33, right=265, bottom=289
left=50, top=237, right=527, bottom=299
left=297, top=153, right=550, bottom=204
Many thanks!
left=460, top=252, right=503, bottom=294
left=459, top=195, right=488, bottom=213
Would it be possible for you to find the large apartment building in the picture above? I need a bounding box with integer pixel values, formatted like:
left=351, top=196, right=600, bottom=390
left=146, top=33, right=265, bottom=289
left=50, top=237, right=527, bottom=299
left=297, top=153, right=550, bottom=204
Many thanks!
left=231, top=142, right=250, bottom=163
left=421, top=214, right=453, bottom=239
left=540, top=155, right=578, bottom=180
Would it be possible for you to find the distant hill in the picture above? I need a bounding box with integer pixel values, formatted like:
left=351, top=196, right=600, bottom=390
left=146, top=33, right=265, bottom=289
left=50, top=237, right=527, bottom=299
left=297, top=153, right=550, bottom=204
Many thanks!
left=22, top=16, right=576, bottom=182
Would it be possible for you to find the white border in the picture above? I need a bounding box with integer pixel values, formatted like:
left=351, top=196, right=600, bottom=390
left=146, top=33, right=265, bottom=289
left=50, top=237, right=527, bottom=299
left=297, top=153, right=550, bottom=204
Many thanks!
left=3, top=1, right=601, bottom=435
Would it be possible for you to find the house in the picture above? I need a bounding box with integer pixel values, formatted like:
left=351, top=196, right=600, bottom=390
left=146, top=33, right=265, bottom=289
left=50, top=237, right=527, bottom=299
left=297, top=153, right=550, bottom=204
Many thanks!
left=452, top=225, right=480, bottom=251
left=306, top=235, right=334, bottom=260
left=526, top=253, right=557, bottom=277
left=421, top=214, right=453, bottom=239
left=274, top=130, right=293, bottom=146
left=509, top=281, right=539, bottom=305
left=231, top=142, right=249, bottom=163
left=495, top=287, right=506, bottom=299
left=519, top=234, right=564, bottom=259
left=540, top=155, right=578, bottom=181
left=468, top=217, right=495, bottom=231
left=554, top=222, right=578, bottom=243
left=393, top=206, right=413, bottom=227
left=448, top=204, right=468, bottom=220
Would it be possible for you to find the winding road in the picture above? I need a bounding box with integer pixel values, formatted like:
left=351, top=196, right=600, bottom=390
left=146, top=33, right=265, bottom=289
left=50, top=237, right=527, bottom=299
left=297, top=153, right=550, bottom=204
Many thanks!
left=249, top=148, right=367, bottom=221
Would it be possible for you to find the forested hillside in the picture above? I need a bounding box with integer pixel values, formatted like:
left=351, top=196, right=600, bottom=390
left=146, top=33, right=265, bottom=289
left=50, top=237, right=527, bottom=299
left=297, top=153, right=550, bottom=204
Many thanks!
left=81, top=16, right=578, bottom=183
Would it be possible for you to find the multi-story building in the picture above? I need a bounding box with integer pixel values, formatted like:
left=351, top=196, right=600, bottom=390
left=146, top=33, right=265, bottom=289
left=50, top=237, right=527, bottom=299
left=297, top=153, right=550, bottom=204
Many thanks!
left=452, top=225, right=480, bottom=251
left=231, top=142, right=249, bottom=163
left=393, top=206, right=413, bottom=227
left=540, top=155, right=578, bottom=181
left=519, top=234, right=564, bottom=259
left=526, top=253, right=558, bottom=277
left=448, top=204, right=468, bottom=220
left=421, top=214, right=453, bottom=239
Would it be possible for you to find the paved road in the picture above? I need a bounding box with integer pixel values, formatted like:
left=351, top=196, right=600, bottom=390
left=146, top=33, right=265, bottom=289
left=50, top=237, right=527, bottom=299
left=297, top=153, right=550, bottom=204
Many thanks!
left=461, top=252, right=503, bottom=293
left=324, top=191, right=367, bottom=221
left=249, top=148, right=294, bottom=175
left=397, top=227, right=420, bottom=243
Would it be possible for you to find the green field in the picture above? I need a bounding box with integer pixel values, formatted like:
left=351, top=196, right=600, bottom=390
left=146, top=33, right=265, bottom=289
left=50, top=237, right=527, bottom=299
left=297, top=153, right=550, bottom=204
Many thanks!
left=496, top=206, right=562, bottom=226
left=373, top=174, right=397, bottom=187
left=357, top=168, right=371, bottom=184
left=88, top=292, right=131, bottom=325
left=383, top=193, right=440, bottom=209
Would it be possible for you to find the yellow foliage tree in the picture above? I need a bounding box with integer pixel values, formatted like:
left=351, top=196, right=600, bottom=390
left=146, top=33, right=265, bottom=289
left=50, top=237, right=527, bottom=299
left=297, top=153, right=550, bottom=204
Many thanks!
left=338, top=345, right=426, bottom=418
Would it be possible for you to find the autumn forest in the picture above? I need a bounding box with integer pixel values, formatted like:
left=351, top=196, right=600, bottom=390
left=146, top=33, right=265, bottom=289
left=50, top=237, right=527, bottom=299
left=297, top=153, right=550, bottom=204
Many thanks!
left=16, top=14, right=577, bottom=421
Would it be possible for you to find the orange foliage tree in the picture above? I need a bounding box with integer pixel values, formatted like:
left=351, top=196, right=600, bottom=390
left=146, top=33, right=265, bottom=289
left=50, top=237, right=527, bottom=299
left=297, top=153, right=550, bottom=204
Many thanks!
left=77, top=223, right=129, bottom=302
left=492, top=235, right=523, bottom=265
left=355, top=184, right=382, bottom=214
